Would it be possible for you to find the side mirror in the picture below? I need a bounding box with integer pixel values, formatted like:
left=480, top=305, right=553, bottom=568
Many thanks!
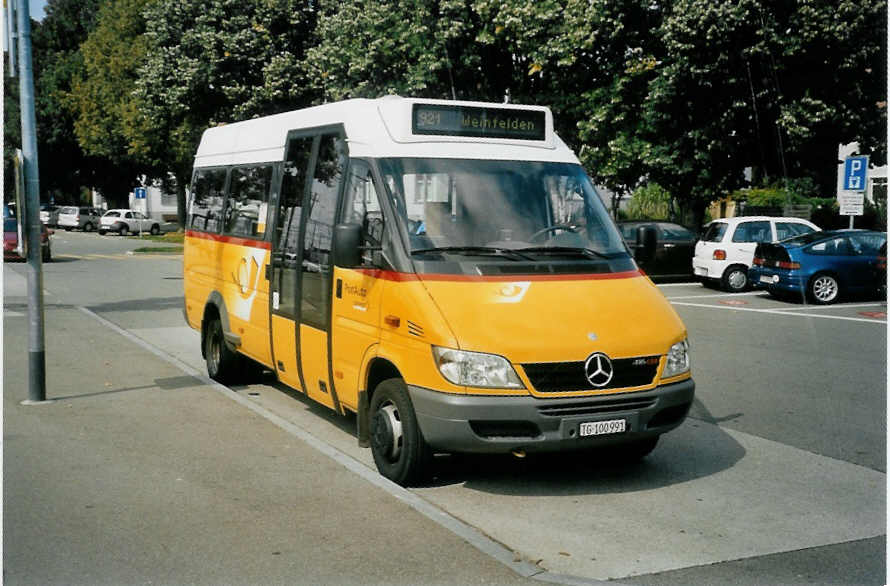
left=635, top=225, right=657, bottom=264
left=332, top=222, right=362, bottom=268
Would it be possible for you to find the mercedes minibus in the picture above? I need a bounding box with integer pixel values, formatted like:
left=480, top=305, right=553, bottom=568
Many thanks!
left=183, top=96, right=694, bottom=485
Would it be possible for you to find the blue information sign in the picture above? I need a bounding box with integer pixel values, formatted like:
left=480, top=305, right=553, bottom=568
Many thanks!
left=134, top=187, right=147, bottom=199
left=843, top=156, right=869, bottom=191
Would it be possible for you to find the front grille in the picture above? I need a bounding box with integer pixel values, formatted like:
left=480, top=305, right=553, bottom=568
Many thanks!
left=522, top=356, right=659, bottom=393
left=537, top=397, right=657, bottom=418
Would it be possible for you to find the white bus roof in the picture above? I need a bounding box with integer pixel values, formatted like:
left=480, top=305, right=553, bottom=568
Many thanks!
left=193, top=96, right=580, bottom=168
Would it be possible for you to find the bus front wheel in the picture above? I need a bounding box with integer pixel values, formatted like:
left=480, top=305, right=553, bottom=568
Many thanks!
left=369, top=378, right=431, bottom=486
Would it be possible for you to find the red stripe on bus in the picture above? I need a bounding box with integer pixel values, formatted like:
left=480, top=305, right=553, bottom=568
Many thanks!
left=185, top=229, right=272, bottom=250
left=352, top=268, right=643, bottom=283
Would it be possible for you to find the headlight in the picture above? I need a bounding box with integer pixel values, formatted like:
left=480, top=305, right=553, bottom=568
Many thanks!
left=662, top=339, right=690, bottom=379
left=432, top=346, right=524, bottom=389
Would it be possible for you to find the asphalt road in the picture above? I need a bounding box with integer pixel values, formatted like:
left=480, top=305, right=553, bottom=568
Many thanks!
left=4, top=230, right=886, bottom=584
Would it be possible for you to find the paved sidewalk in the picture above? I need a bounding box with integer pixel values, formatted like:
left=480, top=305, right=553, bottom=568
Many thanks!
left=3, top=305, right=537, bottom=585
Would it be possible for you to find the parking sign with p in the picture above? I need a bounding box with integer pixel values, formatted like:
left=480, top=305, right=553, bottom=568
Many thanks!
left=843, top=156, right=869, bottom=191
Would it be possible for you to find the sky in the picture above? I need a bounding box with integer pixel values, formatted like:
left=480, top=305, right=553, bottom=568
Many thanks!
left=29, top=0, right=47, bottom=21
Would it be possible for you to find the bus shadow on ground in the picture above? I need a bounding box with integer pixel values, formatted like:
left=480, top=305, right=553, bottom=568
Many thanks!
left=245, top=372, right=747, bottom=496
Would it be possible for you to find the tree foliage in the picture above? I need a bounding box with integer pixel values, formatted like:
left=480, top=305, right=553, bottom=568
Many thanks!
left=131, top=0, right=318, bottom=222
left=8, top=0, right=886, bottom=225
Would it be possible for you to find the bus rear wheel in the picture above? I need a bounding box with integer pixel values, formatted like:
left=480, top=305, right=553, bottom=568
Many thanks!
left=369, top=378, right=431, bottom=486
left=204, top=317, right=239, bottom=383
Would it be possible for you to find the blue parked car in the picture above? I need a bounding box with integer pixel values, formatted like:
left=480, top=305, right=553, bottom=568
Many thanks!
left=749, top=229, right=887, bottom=304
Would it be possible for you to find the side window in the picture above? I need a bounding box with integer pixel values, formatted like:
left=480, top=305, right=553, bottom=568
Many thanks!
left=301, top=133, right=346, bottom=329
left=661, top=224, right=694, bottom=241
left=225, top=164, right=273, bottom=238
left=190, top=168, right=228, bottom=232
left=732, top=221, right=771, bottom=243
left=849, top=233, right=885, bottom=255
left=807, top=236, right=853, bottom=256
left=343, top=160, right=384, bottom=265
left=775, top=222, right=811, bottom=240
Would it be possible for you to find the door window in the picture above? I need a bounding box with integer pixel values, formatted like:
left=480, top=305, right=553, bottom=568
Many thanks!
left=343, top=160, right=384, bottom=265
left=273, top=136, right=313, bottom=317
left=301, top=134, right=346, bottom=330
left=731, top=221, right=771, bottom=243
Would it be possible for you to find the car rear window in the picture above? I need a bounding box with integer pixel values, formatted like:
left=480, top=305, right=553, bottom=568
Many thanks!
left=702, top=222, right=727, bottom=242
left=60, top=206, right=78, bottom=214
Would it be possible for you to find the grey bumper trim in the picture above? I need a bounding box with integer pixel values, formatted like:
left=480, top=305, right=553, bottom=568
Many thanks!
left=408, top=379, right=695, bottom=454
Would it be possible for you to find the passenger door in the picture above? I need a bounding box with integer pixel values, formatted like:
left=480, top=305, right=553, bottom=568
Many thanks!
left=298, top=133, right=346, bottom=411
left=728, top=220, right=771, bottom=265
left=330, top=160, right=386, bottom=411
left=269, top=135, right=313, bottom=393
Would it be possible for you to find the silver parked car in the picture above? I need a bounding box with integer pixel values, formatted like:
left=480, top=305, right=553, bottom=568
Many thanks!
left=58, top=206, right=102, bottom=232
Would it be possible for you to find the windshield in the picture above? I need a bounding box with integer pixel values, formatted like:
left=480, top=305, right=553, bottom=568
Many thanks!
left=379, top=159, right=629, bottom=269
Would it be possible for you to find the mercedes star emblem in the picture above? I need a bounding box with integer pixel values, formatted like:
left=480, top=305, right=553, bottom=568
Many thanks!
left=584, top=352, right=614, bottom=388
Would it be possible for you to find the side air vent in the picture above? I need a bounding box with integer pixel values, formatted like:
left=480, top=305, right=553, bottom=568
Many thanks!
left=407, top=320, right=424, bottom=337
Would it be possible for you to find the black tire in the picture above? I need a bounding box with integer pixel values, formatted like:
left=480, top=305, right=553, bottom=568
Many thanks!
left=98, top=229, right=107, bottom=235
left=204, top=317, right=240, bottom=383
left=64, top=227, right=72, bottom=231
left=83, top=222, right=93, bottom=232
left=721, top=265, right=748, bottom=292
left=150, top=224, right=160, bottom=235
left=369, top=378, right=432, bottom=486
left=807, top=272, right=840, bottom=305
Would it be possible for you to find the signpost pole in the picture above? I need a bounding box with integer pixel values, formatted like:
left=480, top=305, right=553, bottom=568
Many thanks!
left=16, top=0, right=49, bottom=404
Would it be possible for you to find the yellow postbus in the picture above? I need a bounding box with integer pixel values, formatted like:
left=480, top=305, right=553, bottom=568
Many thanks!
left=184, top=97, right=694, bottom=485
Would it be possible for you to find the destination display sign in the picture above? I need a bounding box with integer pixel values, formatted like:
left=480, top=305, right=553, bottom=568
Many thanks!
left=412, top=104, right=546, bottom=141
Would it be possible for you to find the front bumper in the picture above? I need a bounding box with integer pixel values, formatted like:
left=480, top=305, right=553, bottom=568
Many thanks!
left=409, top=379, right=695, bottom=454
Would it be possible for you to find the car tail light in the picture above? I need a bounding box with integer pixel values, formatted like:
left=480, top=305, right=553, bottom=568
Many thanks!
left=713, top=249, right=726, bottom=260
left=753, top=256, right=764, bottom=266
left=777, top=261, right=799, bottom=270
left=878, top=256, right=886, bottom=270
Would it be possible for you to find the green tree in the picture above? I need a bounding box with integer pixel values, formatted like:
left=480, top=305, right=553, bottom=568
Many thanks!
left=67, top=0, right=161, bottom=207
left=132, top=0, right=318, bottom=223
left=3, top=0, right=103, bottom=205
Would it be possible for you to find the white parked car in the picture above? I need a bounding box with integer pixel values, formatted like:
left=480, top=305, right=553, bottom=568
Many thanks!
left=693, top=216, right=819, bottom=291
left=98, top=209, right=161, bottom=236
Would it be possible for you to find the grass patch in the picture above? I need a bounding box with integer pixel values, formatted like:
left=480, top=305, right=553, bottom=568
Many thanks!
left=132, top=246, right=184, bottom=254
left=130, top=231, right=185, bottom=244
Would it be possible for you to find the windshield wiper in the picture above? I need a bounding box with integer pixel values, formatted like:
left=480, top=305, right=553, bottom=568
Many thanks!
left=516, top=246, right=610, bottom=260
left=411, top=246, right=532, bottom=261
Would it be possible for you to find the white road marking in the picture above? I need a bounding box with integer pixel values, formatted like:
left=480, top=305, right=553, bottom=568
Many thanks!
left=671, top=301, right=886, bottom=323
left=665, top=291, right=763, bottom=300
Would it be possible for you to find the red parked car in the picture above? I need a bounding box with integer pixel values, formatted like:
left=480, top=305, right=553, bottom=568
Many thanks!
left=4, top=204, right=52, bottom=262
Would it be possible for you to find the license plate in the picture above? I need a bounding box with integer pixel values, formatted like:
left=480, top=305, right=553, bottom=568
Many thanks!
left=760, top=275, right=774, bottom=284
left=579, top=419, right=626, bottom=437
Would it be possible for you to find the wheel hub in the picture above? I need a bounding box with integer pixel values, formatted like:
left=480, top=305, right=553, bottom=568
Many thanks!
left=814, top=277, right=837, bottom=301
left=372, top=403, right=403, bottom=462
